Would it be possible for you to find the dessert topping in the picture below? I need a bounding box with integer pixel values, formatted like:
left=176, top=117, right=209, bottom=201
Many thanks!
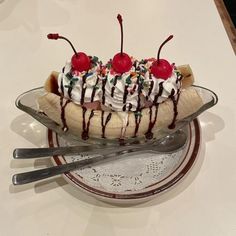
left=58, top=58, right=101, bottom=106
left=112, top=14, right=132, bottom=74
left=151, top=35, right=174, bottom=79
left=47, top=33, right=91, bottom=72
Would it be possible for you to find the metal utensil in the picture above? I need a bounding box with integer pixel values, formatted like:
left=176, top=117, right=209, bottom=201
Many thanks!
left=12, top=130, right=187, bottom=185
left=13, top=129, right=187, bottom=159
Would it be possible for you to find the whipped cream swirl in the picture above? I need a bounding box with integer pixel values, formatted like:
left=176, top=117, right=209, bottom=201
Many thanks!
left=58, top=57, right=102, bottom=105
left=103, top=59, right=143, bottom=112
left=139, top=59, right=182, bottom=104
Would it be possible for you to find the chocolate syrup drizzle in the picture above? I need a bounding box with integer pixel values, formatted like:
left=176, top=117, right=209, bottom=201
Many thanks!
left=128, top=103, right=132, bottom=111
left=122, top=103, right=133, bottom=112
left=136, top=75, right=142, bottom=111
left=133, top=113, right=142, bottom=138
left=60, top=78, right=64, bottom=95
left=91, top=76, right=100, bottom=102
left=60, top=96, right=71, bottom=131
left=101, top=111, right=112, bottom=138
left=145, top=105, right=159, bottom=139
left=101, top=76, right=107, bottom=105
left=153, top=82, right=163, bottom=105
left=144, top=81, right=162, bottom=139
left=81, top=108, right=95, bottom=140
left=82, top=107, right=87, bottom=138
left=147, top=74, right=154, bottom=99
left=111, top=75, right=119, bottom=97
left=122, top=85, right=129, bottom=111
left=168, top=89, right=180, bottom=129
left=167, top=71, right=182, bottom=129
left=132, top=75, right=144, bottom=136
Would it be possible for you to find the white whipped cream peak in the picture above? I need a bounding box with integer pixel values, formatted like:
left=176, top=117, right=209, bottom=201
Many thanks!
left=58, top=58, right=102, bottom=105
left=103, top=58, right=142, bottom=112
left=140, top=59, right=182, bottom=104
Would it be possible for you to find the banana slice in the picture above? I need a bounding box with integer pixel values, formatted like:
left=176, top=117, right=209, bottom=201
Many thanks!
left=178, top=65, right=194, bottom=88
left=44, top=71, right=59, bottom=94
left=38, top=65, right=203, bottom=140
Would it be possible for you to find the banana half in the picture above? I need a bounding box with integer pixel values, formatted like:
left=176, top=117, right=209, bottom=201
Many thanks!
left=38, top=65, right=203, bottom=140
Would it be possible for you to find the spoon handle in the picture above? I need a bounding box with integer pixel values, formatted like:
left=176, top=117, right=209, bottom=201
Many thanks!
left=13, top=145, right=108, bottom=159
left=12, top=154, right=108, bottom=185
left=12, top=146, right=146, bottom=185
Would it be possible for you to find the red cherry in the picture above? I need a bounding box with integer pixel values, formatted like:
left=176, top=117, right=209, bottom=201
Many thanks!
left=47, top=33, right=91, bottom=72
left=112, top=53, right=132, bottom=73
left=151, top=35, right=174, bottom=79
left=112, top=14, right=132, bottom=73
left=151, top=59, right=173, bottom=79
left=71, top=52, right=90, bottom=72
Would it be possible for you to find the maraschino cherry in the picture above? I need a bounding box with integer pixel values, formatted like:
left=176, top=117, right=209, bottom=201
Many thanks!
left=47, top=33, right=91, bottom=72
left=151, top=35, right=174, bottom=79
left=112, top=14, right=132, bottom=74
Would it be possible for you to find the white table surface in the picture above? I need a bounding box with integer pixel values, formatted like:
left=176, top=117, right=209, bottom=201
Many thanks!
left=1, top=0, right=236, bottom=235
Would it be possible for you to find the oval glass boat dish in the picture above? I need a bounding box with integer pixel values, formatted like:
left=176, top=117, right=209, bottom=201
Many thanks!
left=15, top=85, right=218, bottom=146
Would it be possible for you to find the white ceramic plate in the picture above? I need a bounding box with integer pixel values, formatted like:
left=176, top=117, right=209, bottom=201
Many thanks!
left=48, top=119, right=201, bottom=204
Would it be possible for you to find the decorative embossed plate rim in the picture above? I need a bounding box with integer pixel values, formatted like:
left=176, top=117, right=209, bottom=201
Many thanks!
left=48, top=119, right=200, bottom=202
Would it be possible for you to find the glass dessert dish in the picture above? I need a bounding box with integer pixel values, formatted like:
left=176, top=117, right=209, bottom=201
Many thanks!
left=15, top=85, right=218, bottom=146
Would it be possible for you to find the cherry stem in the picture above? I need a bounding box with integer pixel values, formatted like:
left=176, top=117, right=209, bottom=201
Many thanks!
left=157, top=35, right=173, bottom=63
left=47, top=33, right=78, bottom=56
left=117, top=14, right=123, bottom=56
